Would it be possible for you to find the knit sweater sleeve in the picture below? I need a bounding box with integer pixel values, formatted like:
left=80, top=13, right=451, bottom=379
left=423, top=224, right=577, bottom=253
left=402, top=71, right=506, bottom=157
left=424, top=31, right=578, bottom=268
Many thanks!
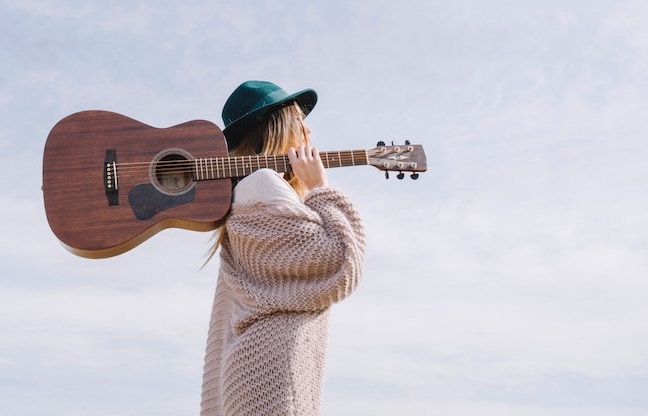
left=220, top=177, right=365, bottom=330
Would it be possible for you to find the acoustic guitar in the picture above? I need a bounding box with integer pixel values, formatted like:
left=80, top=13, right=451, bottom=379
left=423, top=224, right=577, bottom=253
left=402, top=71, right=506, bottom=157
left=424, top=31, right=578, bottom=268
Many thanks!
left=42, top=110, right=427, bottom=258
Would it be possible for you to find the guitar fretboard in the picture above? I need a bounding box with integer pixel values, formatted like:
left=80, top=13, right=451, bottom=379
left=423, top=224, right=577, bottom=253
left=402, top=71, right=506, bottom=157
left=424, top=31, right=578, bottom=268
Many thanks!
left=193, top=150, right=369, bottom=180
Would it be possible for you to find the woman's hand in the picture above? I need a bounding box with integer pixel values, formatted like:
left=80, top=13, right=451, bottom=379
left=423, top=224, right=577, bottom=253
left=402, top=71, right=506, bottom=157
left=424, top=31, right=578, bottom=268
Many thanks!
left=288, top=143, right=328, bottom=192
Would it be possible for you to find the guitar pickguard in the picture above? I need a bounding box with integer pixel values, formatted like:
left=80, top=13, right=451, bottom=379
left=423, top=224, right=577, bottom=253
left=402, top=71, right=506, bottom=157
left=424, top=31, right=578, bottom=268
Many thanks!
left=128, top=183, right=196, bottom=221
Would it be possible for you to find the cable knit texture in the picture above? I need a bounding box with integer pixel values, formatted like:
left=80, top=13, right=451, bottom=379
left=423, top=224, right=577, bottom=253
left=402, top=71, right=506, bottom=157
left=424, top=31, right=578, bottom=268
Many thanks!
left=201, top=170, right=365, bottom=415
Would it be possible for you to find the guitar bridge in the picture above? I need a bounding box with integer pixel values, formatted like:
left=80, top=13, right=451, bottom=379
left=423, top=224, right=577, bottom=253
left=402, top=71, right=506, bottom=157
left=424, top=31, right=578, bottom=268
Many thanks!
left=104, top=149, right=119, bottom=206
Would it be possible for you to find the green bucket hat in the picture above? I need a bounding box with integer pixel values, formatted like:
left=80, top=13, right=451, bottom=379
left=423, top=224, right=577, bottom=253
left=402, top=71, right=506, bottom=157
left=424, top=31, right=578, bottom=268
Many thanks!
left=221, top=80, right=318, bottom=149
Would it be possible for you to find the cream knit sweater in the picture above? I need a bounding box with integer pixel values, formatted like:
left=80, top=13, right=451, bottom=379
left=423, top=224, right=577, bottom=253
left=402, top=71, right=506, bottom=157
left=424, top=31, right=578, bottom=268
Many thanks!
left=200, top=169, right=365, bottom=415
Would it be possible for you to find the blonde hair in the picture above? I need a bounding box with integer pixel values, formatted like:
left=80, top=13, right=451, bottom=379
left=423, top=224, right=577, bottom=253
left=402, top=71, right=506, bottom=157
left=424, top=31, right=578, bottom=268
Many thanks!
left=204, top=102, right=310, bottom=264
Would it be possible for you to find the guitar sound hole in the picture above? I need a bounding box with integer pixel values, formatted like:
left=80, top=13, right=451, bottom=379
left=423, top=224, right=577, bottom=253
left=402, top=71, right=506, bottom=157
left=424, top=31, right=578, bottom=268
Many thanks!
left=150, top=149, right=196, bottom=196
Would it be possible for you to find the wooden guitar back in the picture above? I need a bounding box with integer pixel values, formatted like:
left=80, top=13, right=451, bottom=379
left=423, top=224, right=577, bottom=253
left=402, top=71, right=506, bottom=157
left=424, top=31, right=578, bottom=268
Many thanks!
left=42, top=111, right=231, bottom=258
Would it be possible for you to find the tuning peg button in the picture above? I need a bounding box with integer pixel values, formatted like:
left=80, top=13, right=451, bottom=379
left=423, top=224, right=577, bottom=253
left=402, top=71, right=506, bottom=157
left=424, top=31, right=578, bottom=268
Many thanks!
left=411, top=173, right=419, bottom=180
left=397, top=172, right=405, bottom=180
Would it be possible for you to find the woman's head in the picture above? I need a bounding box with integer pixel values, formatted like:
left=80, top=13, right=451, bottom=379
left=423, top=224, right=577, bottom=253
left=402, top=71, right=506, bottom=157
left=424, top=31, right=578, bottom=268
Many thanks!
left=221, top=80, right=317, bottom=150
left=232, top=102, right=311, bottom=156
left=232, top=103, right=311, bottom=198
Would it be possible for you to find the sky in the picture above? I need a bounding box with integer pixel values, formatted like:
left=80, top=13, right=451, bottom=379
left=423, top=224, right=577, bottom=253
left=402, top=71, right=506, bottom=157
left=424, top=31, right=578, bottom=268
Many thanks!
left=1, top=0, right=647, bottom=415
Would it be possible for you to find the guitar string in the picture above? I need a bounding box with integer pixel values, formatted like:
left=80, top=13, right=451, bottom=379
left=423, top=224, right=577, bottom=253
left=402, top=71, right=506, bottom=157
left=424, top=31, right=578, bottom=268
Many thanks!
left=113, top=151, right=369, bottom=177
left=114, top=156, right=362, bottom=169
left=113, top=151, right=366, bottom=168
left=115, top=156, right=362, bottom=170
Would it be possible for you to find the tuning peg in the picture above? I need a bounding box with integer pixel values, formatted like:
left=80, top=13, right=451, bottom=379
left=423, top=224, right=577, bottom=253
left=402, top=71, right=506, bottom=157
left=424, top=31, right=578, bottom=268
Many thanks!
left=405, top=140, right=411, bottom=145
left=377, top=140, right=385, bottom=146
left=397, top=172, right=405, bottom=180
left=385, top=171, right=389, bottom=179
left=410, top=173, right=419, bottom=180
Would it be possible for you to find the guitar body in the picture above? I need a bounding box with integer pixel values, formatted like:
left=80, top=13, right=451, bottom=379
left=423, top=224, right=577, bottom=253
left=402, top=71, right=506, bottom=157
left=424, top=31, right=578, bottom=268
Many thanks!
left=42, top=110, right=231, bottom=258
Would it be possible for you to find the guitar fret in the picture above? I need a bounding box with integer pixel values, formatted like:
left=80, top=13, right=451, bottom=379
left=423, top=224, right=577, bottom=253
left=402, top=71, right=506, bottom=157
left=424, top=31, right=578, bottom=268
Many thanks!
left=193, top=148, right=374, bottom=181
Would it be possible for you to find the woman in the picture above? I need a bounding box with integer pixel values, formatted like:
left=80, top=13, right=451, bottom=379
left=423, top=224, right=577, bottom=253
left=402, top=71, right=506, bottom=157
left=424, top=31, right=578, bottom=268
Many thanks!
left=200, top=81, right=366, bottom=415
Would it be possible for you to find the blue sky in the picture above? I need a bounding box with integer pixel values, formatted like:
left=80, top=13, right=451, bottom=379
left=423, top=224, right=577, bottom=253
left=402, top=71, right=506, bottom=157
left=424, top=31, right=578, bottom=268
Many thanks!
left=1, top=1, right=648, bottom=415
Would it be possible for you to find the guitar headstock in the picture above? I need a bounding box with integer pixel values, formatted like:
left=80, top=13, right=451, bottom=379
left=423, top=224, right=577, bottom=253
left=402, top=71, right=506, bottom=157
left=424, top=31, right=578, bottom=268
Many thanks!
left=367, top=141, right=427, bottom=179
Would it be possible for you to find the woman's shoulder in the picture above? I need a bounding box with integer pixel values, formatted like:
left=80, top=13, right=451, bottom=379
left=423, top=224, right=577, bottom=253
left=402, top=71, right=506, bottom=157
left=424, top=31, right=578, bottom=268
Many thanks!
left=232, top=168, right=300, bottom=206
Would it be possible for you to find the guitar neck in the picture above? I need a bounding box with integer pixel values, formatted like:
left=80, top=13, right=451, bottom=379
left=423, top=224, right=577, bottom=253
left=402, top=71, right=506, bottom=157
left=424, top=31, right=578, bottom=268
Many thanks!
left=193, top=150, right=368, bottom=180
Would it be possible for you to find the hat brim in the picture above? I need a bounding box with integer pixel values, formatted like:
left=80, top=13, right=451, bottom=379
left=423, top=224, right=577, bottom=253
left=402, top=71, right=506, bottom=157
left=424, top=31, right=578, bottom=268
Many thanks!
left=223, top=88, right=317, bottom=149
